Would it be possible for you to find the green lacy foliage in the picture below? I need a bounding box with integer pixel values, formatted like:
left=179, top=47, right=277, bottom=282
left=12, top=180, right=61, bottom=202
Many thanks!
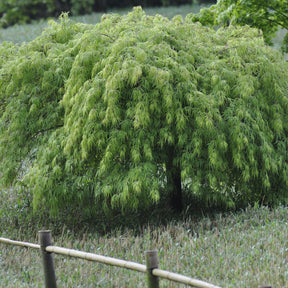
left=1, top=8, right=288, bottom=216
left=192, top=0, right=288, bottom=52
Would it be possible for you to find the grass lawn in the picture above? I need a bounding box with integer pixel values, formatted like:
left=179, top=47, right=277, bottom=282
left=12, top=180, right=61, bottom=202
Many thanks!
left=0, top=205, right=287, bottom=287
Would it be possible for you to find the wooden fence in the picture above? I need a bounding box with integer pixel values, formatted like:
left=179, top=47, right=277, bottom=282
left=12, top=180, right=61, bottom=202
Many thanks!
left=0, top=230, right=272, bottom=288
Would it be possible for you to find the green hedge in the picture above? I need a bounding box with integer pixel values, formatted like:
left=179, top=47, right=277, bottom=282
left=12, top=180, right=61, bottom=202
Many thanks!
left=0, top=0, right=216, bottom=27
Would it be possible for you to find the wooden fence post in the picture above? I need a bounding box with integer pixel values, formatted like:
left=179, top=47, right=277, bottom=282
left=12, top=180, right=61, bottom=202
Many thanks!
left=145, top=250, right=159, bottom=288
left=39, top=230, right=57, bottom=288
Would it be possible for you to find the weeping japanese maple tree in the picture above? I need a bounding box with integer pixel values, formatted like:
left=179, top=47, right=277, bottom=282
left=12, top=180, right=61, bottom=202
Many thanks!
left=0, top=8, right=288, bottom=215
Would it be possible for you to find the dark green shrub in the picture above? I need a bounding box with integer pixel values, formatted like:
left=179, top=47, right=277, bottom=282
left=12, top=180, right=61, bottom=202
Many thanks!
left=0, top=0, right=97, bottom=27
left=0, top=0, right=53, bottom=27
left=70, top=0, right=95, bottom=15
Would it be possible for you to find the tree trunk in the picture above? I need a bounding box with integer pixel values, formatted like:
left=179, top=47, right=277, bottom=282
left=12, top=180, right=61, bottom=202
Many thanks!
left=166, top=146, right=183, bottom=212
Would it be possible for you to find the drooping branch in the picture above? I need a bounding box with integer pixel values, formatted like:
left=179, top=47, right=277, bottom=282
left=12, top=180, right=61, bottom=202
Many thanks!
left=31, top=124, right=64, bottom=139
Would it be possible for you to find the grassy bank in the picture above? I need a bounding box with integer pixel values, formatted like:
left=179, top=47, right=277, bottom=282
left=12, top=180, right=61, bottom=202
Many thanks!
left=0, top=206, right=287, bottom=287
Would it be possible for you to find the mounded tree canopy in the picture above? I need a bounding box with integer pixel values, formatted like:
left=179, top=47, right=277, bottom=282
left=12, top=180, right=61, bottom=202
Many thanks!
left=1, top=8, right=288, bottom=215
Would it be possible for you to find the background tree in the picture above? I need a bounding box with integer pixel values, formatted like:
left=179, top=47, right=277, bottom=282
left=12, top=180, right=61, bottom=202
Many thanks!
left=1, top=8, right=288, bottom=216
left=192, top=0, right=288, bottom=52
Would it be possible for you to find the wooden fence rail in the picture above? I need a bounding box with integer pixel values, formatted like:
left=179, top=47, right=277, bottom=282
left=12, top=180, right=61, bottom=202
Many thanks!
left=0, top=230, right=272, bottom=288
